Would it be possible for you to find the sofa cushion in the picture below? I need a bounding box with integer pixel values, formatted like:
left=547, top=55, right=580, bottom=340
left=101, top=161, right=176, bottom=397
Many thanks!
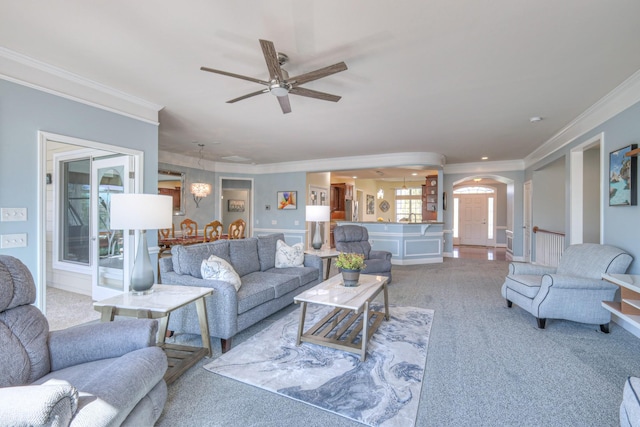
left=229, top=238, right=261, bottom=277
left=172, top=241, right=230, bottom=278
left=556, top=243, right=632, bottom=279
left=0, top=379, right=78, bottom=427
left=237, top=272, right=300, bottom=313
left=504, top=275, right=542, bottom=298
left=275, top=240, right=304, bottom=268
left=257, top=233, right=285, bottom=271
left=201, top=255, right=242, bottom=291
left=267, top=266, right=319, bottom=287
left=621, top=376, right=640, bottom=427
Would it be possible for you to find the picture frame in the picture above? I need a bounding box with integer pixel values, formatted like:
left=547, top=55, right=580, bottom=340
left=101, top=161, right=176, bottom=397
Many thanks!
left=366, top=194, right=375, bottom=215
left=609, top=144, right=637, bottom=206
left=277, top=191, right=297, bottom=210
left=228, top=199, right=245, bottom=212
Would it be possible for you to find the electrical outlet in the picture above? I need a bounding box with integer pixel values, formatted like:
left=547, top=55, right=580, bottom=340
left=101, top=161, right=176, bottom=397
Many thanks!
left=271, top=220, right=277, bottom=225
left=1, top=233, right=27, bottom=248
left=294, top=220, right=299, bottom=225
left=1, top=208, right=27, bottom=222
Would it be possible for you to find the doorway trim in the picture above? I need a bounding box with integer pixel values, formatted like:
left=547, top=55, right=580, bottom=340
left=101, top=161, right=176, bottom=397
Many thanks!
left=218, top=176, right=254, bottom=236
left=38, top=131, right=143, bottom=313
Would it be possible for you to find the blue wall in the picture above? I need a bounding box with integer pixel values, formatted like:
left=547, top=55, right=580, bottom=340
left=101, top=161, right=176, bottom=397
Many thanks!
left=526, top=100, right=640, bottom=273
left=0, top=79, right=159, bottom=279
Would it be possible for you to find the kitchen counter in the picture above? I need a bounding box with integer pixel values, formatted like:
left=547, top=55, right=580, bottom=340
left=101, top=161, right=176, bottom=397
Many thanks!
left=337, top=221, right=444, bottom=264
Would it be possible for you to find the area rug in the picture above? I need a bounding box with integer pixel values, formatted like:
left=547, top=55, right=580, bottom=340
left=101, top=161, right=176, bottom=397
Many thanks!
left=204, top=304, right=434, bottom=427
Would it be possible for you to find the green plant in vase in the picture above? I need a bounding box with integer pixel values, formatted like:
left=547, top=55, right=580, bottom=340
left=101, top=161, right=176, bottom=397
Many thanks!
left=335, top=252, right=366, bottom=287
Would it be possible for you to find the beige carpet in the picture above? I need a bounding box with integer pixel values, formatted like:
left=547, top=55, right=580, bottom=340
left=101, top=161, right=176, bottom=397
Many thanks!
left=45, top=287, right=100, bottom=330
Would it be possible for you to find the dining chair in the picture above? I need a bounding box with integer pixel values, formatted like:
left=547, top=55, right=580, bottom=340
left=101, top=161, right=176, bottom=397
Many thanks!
left=228, top=219, right=246, bottom=239
left=158, top=224, right=175, bottom=240
left=180, top=218, right=198, bottom=237
left=203, top=220, right=224, bottom=242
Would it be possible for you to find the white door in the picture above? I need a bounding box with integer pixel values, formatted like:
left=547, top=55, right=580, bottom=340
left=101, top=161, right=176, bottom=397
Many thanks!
left=459, top=194, right=488, bottom=245
left=523, top=180, right=532, bottom=262
left=91, top=156, right=135, bottom=300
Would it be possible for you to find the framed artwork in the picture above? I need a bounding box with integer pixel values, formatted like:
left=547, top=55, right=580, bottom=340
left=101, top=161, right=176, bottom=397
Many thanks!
left=228, top=199, right=245, bottom=212
left=366, top=194, right=375, bottom=214
left=609, top=144, right=637, bottom=206
left=278, top=191, right=297, bottom=210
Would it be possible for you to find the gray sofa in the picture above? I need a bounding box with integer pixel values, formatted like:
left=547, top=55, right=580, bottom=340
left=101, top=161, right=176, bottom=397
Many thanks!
left=501, top=243, right=633, bottom=331
left=0, top=255, right=167, bottom=427
left=159, top=233, right=322, bottom=352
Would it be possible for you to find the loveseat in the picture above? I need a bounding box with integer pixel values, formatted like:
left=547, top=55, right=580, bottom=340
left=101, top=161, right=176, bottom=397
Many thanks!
left=159, top=233, right=322, bottom=352
left=0, top=255, right=167, bottom=427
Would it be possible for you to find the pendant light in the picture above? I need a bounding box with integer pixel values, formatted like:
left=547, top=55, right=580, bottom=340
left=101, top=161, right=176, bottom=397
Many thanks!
left=402, top=176, right=407, bottom=190
left=190, top=143, right=211, bottom=208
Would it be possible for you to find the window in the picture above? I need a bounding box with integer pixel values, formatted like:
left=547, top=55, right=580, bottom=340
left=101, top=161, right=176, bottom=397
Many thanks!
left=488, top=197, right=494, bottom=239
left=453, top=197, right=459, bottom=238
left=395, top=187, right=422, bottom=222
left=59, top=158, right=91, bottom=265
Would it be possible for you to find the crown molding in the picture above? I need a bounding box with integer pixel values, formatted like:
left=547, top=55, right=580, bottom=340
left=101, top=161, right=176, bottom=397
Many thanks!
left=159, top=151, right=446, bottom=175
left=444, top=159, right=525, bottom=174
left=524, top=68, right=640, bottom=169
left=0, top=47, right=162, bottom=125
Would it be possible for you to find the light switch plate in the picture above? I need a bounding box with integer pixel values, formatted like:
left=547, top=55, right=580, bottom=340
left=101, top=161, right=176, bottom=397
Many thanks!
left=1, top=233, right=28, bottom=248
left=271, top=220, right=277, bottom=225
left=1, top=208, right=27, bottom=222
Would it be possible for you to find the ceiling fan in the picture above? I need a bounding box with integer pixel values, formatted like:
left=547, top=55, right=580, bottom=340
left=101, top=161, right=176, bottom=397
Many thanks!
left=201, top=39, right=347, bottom=114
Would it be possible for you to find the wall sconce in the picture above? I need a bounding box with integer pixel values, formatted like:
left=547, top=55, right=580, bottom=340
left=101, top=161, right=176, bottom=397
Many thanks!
left=191, top=143, right=211, bottom=208
left=377, top=188, right=384, bottom=199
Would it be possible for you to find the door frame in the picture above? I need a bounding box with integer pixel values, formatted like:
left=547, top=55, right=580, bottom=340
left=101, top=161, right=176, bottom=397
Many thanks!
left=218, top=176, right=254, bottom=237
left=569, top=132, right=603, bottom=244
left=38, top=131, right=143, bottom=312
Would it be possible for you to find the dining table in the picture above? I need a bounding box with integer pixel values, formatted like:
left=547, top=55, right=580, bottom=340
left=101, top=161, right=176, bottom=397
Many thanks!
left=158, top=235, right=229, bottom=257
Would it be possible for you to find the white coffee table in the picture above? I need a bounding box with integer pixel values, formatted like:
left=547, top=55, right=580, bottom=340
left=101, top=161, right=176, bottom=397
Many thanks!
left=293, top=273, right=389, bottom=361
left=93, top=284, right=213, bottom=384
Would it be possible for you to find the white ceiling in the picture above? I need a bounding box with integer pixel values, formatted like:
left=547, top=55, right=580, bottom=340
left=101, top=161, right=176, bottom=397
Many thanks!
left=2, top=1, right=640, bottom=169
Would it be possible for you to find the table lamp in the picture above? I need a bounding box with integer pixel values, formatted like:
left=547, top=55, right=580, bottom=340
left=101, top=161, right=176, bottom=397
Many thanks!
left=306, top=205, right=331, bottom=250
left=110, top=194, right=173, bottom=294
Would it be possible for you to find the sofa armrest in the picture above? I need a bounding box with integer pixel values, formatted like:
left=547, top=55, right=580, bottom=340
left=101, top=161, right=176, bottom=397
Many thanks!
left=303, top=254, right=323, bottom=280
left=509, top=262, right=556, bottom=275
left=541, top=274, right=620, bottom=291
left=0, top=379, right=78, bottom=427
left=48, top=319, right=158, bottom=371
left=369, top=250, right=391, bottom=261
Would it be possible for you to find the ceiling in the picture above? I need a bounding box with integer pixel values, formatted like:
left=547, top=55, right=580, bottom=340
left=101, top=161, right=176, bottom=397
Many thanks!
left=2, top=1, right=640, bottom=169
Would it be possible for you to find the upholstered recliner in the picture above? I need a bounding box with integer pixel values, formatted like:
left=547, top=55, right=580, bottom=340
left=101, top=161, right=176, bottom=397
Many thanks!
left=0, top=255, right=168, bottom=426
left=501, top=243, right=633, bottom=331
left=333, top=225, right=392, bottom=282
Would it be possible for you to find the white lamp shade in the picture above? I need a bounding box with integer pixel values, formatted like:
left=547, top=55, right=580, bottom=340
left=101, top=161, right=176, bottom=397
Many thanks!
left=306, top=205, right=331, bottom=222
left=110, top=194, right=173, bottom=230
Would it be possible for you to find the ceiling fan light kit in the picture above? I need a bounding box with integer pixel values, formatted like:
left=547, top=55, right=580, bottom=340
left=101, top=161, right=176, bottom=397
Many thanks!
left=201, top=39, right=347, bottom=114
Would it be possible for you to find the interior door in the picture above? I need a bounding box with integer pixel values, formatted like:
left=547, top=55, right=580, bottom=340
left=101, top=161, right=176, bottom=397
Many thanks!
left=91, top=156, right=135, bottom=300
left=459, top=194, right=488, bottom=245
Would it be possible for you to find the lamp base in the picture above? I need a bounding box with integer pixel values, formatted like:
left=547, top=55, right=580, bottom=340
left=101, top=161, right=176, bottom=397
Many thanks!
left=130, top=230, right=155, bottom=294
left=312, top=221, right=323, bottom=250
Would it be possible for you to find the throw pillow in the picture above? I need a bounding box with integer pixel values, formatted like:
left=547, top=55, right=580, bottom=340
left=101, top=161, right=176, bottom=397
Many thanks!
left=201, top=255, right=242, bottom=291
left=275, top=239, right=304, bottom=268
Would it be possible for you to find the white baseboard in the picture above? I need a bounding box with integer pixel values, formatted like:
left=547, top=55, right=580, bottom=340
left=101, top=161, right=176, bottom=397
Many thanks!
left=391, top=257, right=443, bottom=265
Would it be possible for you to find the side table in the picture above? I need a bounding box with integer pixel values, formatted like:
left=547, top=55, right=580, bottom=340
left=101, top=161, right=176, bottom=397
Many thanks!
left=305, top=248, right=340, bottom=280
left=602, top=273, right=640, bottom=330
left=93, top=284, right=213, bottom=384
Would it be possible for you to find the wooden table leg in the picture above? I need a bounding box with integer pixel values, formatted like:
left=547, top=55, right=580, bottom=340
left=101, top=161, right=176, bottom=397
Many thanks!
left=325, top=259, right=331, bottom=280
left=361, top=302, right=369, bottom=361
left=195, top=297, right=212, bottom=357
left=99, top=306, right=115, bottom=322
left=296, top=302, right=307, bottom=346
left=383, top=281, right=390, bottom=321
left=157, top=314, right=169, bottom=345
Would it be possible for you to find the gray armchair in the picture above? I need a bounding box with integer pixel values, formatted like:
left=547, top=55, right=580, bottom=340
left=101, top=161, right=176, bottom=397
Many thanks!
left=334, top=225, right=392, bottom=282
left=0, top=255, right=168, bottom=427
left=501, top=243, right=633, bottom=331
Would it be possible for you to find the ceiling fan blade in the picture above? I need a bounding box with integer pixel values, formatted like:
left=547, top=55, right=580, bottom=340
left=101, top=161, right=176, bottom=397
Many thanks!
left=259, top=39, right=284, bottom=81
left=289, top=87, right=341, bottom=102
left=227, top=89, right=269, bottom=104
left=290, top=62, right=348, bottom=86
left=201, top=66, right=268, bottom=85
left=277, top=95, right=292, bottom=114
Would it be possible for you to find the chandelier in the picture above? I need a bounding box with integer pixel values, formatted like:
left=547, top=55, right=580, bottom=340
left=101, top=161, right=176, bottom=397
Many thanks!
left=191, top=143, right=211, bottom=208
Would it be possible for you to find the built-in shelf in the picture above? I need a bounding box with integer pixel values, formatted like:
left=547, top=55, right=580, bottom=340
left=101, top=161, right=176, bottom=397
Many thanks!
left=602, top=274, right=640, bottom=330
left=624, top=147, right=640, bottom=157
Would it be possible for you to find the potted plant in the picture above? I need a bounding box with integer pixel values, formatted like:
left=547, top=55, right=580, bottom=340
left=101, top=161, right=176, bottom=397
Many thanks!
left=335, top=252, right=366, bottom=287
